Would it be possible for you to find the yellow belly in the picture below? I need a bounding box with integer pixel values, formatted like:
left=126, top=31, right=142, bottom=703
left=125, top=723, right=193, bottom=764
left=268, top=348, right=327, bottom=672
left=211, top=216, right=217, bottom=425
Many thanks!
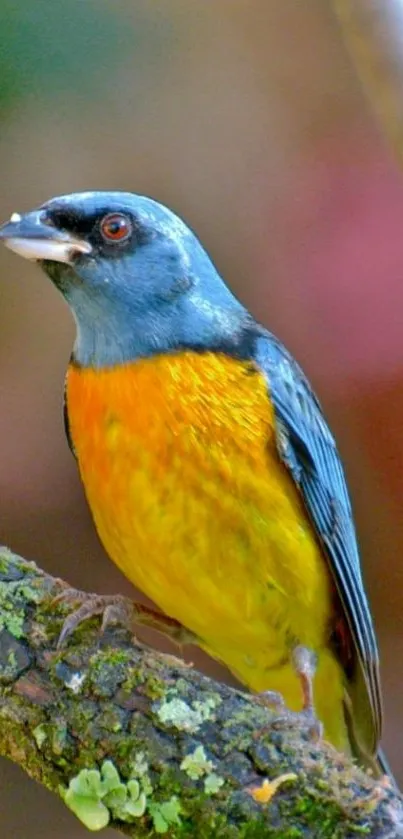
left=66, top=351, right=348, bottom=750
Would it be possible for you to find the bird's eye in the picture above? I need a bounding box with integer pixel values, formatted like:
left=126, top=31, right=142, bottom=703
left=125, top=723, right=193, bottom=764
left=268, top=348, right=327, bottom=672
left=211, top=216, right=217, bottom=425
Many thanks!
left=100, top=213, right=132, bottom=242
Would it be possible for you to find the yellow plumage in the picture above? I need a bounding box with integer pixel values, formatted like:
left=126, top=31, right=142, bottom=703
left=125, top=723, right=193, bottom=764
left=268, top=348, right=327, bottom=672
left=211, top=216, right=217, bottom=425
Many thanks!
left=66, top=350, right=349, bottom=752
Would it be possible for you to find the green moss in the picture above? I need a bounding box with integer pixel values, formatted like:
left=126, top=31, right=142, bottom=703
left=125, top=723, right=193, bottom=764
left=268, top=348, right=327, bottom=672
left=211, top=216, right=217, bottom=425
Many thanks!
left=181, top=745, right=214, bottom=780
left=0, top=555, right=10, bottom=575
left=151, top=765, right=183, bottom=799
left=51, top=721, right=69, bottom=756
left=148, top=796, right=182, bottom=834
left=0, top=547, right=19, bottom=574
left=204, top=773, right=225, bottom=795
left=156, top=698, right=203, bottom=732
left=0, top=571, right=46, bottom=638
left=94, top=648, right=130, bottom=667
left=193, top=695, right=222, bottom=715
left=128, top=751, right=153, bottom=795
left=179, top=745, right=226, bottom=795
left=155, top=694, right=220, bottom=733
left=61, top=759, right=147, bottom=830
left=96, top=707, right=124, bottom=733
left=16, top=581, right=42, bottom=604
left=0, top=584, right=25, bottom=638
left=130, top=751, right=148, bottom=777
left=7, top=648, right=17, bottom=668
left=143, top=674, right=166, bottom=700
left=33, top=724, right=48, bottom=749
left=223, top=704, right=269, bottom=732
left=276, top=787, right=371, bottom=839
left=239, top=822, right=302, bottom=839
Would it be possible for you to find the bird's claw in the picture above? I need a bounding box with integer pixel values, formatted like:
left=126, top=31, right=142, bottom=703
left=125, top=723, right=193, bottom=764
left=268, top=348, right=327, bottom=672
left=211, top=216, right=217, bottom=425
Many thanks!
left=54, top=592, right=130, bottom=649
left=254, top=691, right=323, bottom=742
left=254, top=645, right=323, bottom=744
left=52, top=586, right=197, bottom=650
left=255, top=689, right=287, bottom=712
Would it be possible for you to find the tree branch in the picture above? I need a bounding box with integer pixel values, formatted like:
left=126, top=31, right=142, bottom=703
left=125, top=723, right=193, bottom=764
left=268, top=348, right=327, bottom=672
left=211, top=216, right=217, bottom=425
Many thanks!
left=0, top=546, right=401, bottom=837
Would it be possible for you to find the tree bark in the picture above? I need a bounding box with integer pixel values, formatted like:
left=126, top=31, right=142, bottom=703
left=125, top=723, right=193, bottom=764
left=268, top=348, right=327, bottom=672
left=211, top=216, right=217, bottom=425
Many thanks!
left=0, top=547, right=401, bottom=837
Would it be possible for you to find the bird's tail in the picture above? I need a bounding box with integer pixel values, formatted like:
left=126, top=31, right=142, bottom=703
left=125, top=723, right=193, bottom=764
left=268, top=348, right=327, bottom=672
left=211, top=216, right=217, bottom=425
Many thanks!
left=375, top=748, right=398, bottom=790
left=344, top=691, right=398, bottom=789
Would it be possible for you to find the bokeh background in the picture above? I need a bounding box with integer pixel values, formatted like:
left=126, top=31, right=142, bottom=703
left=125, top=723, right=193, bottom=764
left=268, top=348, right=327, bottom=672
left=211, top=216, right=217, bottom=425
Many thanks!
left=1, top=2, right=403, bottom=834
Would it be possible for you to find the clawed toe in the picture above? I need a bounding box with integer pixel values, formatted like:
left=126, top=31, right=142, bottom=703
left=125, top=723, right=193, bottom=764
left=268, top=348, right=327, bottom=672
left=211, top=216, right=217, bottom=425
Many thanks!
left=51, top=586, right=197, bottom=650
left=255, top=691, right=323, bottom=743
left=56, top=593, right=127, bottom=649
left=52, top=586, right=91, bottom=607
left=281, top=704, right=323, bottom=742
left=255, top=690, right=287, bottom=712
left=254, top=645, right=323, bottom=745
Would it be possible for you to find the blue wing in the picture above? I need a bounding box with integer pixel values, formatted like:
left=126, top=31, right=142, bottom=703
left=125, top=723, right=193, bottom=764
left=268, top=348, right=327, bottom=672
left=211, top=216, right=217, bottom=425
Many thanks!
left=254, top=332, right=382, bottom=754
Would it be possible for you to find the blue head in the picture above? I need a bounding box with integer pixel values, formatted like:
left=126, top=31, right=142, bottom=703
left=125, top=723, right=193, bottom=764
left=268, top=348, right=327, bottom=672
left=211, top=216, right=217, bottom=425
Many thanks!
left=0, top=191, right=253, bottom=367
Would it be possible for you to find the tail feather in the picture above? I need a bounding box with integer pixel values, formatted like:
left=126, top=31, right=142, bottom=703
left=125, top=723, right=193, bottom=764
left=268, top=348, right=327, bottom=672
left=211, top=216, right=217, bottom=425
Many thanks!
left=343, top=691, right=397, bottom=788
left=375, top=748, right=398, bottom=790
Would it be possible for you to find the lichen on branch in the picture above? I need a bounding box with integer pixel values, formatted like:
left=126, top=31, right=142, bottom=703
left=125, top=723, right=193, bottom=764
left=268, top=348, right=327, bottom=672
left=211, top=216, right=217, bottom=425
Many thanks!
left=0, top=546, right=401, bottom=837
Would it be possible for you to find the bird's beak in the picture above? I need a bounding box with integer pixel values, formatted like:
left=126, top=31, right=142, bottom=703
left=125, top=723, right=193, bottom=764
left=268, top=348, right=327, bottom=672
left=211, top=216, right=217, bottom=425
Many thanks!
left=0, top=211, right=92, bottom=263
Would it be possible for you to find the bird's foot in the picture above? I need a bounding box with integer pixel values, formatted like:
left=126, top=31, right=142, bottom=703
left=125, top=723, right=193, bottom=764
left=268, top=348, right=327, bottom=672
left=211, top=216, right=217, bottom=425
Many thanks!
left=51, top=587, right=196, bottom=650
left=290, top=644, right=323, bottom=741
left=254, top=646, right=323, bottom=743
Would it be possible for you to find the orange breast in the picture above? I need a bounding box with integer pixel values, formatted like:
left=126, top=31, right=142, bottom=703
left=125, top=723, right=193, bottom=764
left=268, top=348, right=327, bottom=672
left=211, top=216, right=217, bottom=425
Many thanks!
left=65, top=351, right=334, bottom=692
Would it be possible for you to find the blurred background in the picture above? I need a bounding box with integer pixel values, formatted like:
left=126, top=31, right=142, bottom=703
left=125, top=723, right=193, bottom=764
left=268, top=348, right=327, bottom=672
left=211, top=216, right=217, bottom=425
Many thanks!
left=1, top=1, right=403, bottom=834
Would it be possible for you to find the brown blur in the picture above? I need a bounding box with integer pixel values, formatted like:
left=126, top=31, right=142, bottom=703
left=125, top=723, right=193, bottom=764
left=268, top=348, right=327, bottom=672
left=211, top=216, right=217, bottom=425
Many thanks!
left=1, top=2, right=403, bottom=834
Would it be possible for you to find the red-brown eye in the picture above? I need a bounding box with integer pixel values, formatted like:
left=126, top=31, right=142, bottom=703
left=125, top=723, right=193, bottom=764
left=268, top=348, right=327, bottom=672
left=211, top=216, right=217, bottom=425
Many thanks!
left=100, top=213, right=132, bottom=242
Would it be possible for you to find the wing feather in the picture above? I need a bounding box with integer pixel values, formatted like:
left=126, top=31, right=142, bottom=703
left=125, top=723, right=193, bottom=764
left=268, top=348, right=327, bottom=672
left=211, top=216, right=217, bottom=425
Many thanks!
left=254, top=332, right=382, bottom=750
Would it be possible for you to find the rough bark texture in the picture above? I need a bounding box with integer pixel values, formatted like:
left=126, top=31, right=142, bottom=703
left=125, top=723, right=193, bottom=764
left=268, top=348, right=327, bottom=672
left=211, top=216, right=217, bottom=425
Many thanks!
left=0, top=546, right=401, bottom=838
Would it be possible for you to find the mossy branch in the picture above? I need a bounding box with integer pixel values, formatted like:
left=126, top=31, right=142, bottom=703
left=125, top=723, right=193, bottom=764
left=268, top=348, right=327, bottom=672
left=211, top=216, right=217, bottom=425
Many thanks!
left=0, top=547, right=401, bottom=838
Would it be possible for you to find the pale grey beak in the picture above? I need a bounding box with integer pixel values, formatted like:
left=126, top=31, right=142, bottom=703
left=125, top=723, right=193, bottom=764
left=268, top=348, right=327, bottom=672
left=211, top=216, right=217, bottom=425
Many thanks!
left=0, top=210, right=92, bottom=263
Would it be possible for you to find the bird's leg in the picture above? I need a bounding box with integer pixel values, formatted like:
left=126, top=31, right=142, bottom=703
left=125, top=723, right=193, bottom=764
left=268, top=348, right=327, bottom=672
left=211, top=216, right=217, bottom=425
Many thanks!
left=51, top=587, right=197, bottom=650
left=291, top=645, right=323, bottom=741
left=255, top=645, right=323, bottom=742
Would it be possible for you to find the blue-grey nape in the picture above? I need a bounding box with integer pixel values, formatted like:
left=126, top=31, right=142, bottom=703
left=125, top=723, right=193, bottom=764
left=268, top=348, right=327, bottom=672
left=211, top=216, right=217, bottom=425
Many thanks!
left=35, top=191, right=250, bottom=368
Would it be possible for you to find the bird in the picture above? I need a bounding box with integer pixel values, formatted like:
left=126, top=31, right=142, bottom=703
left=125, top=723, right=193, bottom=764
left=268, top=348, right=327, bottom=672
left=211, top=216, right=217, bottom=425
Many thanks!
left=0, top=190, right=389, bottom=778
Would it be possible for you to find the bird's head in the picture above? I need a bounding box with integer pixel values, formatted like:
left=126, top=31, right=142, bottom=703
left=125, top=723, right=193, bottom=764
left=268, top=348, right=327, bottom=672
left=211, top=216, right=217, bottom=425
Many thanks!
left=0, top=191, right=248, bottom=367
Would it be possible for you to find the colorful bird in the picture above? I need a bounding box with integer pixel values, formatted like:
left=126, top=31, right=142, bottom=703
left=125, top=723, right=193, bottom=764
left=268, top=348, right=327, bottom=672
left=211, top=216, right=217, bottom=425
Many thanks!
left=0, top=191, right=389, bottom=777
